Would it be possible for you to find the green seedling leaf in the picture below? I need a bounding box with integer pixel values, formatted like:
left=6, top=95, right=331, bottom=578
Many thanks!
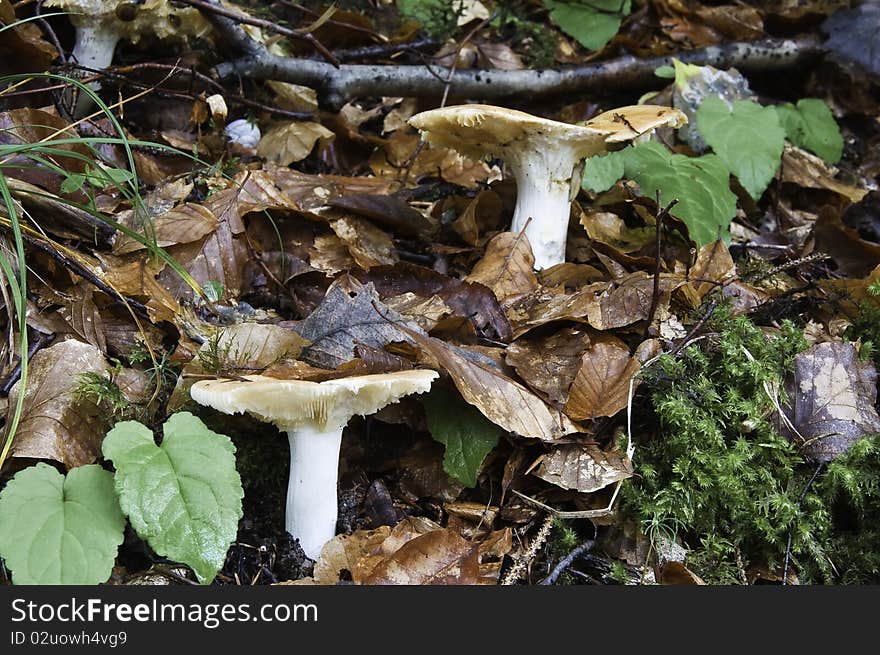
left=696, top=97, right=785, bottom=200
left=103, top=412, right=243, bottom=584
left=582, top=149, right=626, bottom=193
left=423, top=386, right=503, bottom=487
left=60, top=173, right=85, bottom=195
left=543, top=0, right=631, bottom=52
left=775, top=98, right=843, bottom=164
left=654, top=65, right=675, bottom=79
left=0, top=463, right=125, bottom=585
left=203, top=280, right=224, bottom=303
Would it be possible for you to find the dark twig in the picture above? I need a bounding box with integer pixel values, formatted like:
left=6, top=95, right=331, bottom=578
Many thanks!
left=332, top=38, right=439, bottom=62
left=540, top=540, right=597, bottom=585
left=782, top=462, right=825, bottom=585
left=667, top=300, right=718, bottom=358
left=644, top=192, right=678, bottom=340
left=440, top=12, right=497, bottom=108
left=0, top=331, right=53, bottom=396
left=16, top=232, right=151, bottom=318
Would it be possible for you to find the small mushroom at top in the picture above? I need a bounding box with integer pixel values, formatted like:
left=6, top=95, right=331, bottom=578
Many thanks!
left=408, top=104, right=687, bottom=270
left=45, top=0, right=210, bottom=116
left=190, top=369, right=439, bottom=561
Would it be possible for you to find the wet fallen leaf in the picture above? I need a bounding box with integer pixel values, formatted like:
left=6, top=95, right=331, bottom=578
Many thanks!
left=781, top=341, right=880, bottom=462
left=6, top=339, right=110, bottom=468
left=534, top=442, right=633, bottom=493
left=113, top=203, right=219, bottom=255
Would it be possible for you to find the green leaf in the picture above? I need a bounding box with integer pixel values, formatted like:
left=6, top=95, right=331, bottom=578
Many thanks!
left=582, top=149, right=626, bottom=193
left=620, top=142, right=738, bottom=246
left=543, top=0, right=631, bottom=51
left=102, top=412, right=243, bottom=584
left=695, top=97, right=786, bottom=200
left=0, top=463, right=125, bottom=585
left=654, top=65, right=675, bottom=79
left=775, top=98, right=843, bottom=164
left=60, top=173, right=85, bottom=195
left=423, top=387, right=503, bottom=487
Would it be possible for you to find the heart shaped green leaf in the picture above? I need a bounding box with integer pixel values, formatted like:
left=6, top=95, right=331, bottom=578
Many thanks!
left=424, top=386, right=503, bottom=487
left=0, top=463, right=125, bottom=585
left=543, top=0, right=631, bottom=52
left=696, top=97, right=786, bottom=200
left=102, top=412, right=243, bottom=584
left=775, top=98, right=843, bottom=164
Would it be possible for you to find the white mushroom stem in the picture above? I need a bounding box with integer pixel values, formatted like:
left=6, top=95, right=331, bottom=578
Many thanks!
left=507, top=146, right=583, bottom=271
left=69, top=22, right=121, bottom=117
left=285, top=424, right=344, bottom=561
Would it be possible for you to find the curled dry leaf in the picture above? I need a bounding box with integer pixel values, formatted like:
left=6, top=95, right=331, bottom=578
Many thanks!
left=781, top=341, right=880, bottom=462
left=450, top=190, right=504, bottom=246
left=6, top=339, right=110, bottom=468
left=814, top=206, right=880, bottom=278
left=579, top=210, right=654, bottom=253
left=96, top=252, right=181, bottom=324
left=256, top=121, right=334, bottom=166
left=465, top=231, right=539, bottom=304
left=534, top=443, right=633, bottom=493
left=507, top=287, right=603, bottom=338
left=329, top=215, right=398, bottom=269
left=781, top=146, right=868, bottom=204
left=564, top=337, right=660, bottom=421
left=686, top=240, right=737, bottom=302
left=404, top=325, right=580, bottom=441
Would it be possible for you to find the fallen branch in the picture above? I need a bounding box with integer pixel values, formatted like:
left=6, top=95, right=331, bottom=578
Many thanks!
left=196, top=0, right=824, bottom=110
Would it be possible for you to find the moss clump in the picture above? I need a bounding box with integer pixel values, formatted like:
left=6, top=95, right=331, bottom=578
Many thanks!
left=622, top=305, right=826, bottom=582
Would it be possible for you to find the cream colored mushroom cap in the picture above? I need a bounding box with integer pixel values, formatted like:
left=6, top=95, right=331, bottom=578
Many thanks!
left=407, top=104, right=687, bottom=160
left=45, top=0, right=211, bottom=42
left=190, top=369, right=440, bottom=432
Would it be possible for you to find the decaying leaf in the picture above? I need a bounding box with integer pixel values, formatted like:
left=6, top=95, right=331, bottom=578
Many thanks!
left=534, top=443, right=633, bottom=493
left=565, top=337, right=660, bottom=420
left=781, top=341, right=880, bottom=462
left=587, top=272, right=684, bottom=331
left=293, top=279, right=422, bottom=369
left=6, top=339, right=110, bottom=468
left=329, top=215, right=398, bottom=269
left=113, top=203, right=219, bottom=255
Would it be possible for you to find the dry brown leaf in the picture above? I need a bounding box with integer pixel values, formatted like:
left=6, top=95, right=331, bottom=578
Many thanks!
left=266, top=81, right=319, bottom=113
left=55, top=283, right=107, bottom=353
left=814, top=206, right=880, bottom=277
left=329, top=215, right=398, bottom=269
left=312, top=526, right=392, bottom=584
left=405, top=327, right=580, bottom=441
left=507, top=286, right=603, bottom=338
left=505, top=327, right=590, bottom=407
left=97, top=252, right=181, bottom=324
left=660, top=561, right=707, bottom=585
left=782, top=145, right=868, bottom=204
left=6, top=339, right=110, bottom=468
left=451, top=189, right=504, bottom=246
left=359, top=529, right=480, bottom=585
left=309, top=233, right=355, bottom=275
left=257, top=121, right=334, bottom=166
left=466, top=231, right=538, bottom=304
left=781, top=341, right=880, bottom=462
left=565, top=337, right=660, bottom=421
left=534, top=443, right=633, bottom=493
left=587, top=272, right=684, bottom=331
left=580, top=210, right=654, bottom=253
left=399, top=439, right=465, bottom=503
left=687, top=239, right=736, bottom=301
left=384, top=293, right=452, bottom=332
left=476, top=42, right=524, bottom=70
left=113, top=203, right=219, bottom=254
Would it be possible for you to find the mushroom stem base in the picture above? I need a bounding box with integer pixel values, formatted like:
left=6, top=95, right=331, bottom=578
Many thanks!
left=285, top=425, right=344, bottom=561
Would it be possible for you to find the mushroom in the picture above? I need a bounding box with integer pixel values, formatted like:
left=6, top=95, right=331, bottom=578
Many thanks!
left=190, top=369, right=439, bottom=560
left=408, top=104, right=687, bottom=270
left=45, top=0, right=210, bottom=115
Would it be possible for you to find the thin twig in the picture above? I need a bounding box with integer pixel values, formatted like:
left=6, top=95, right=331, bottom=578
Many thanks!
left=644, top=192, right=678, bottom=340
left=0, top=331, right=53, bottom=396
left=540, top=540, right=597, bottom=585
left=782, top=462, right=825, bottom=585
left=439, top=12, right=497, bottom=108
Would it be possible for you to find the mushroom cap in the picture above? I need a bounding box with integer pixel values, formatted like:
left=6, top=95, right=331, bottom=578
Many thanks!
left=190, top=369, right=440, bottom=432
left=407, top=103, right=687, bottom=160
left=45, top=0, right=211, bottom=42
